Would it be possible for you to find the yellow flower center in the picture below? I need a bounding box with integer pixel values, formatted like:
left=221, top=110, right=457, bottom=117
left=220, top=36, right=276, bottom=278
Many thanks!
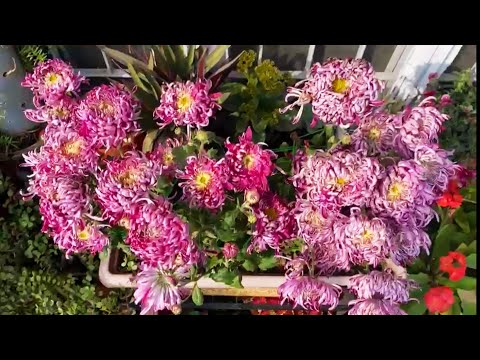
left=177, top=93, right=193, bottom=112
left=368, top=127, right=381, bottom=141
left=332, top=78, right=349, bottom=94
left=45, top=73, right=60, bottom=87
left=62, top=139, right=83, bottom=157
left=163, top=151, right=174, bottom=166
left=195, top=171, right=212, bottom=191
left=243, top=154, right=255, bottom=170
left=118, top=169, right=140, bottom=187
left=98, top=101, right=115, bottom=115
left=264, top=207, right=278, bottom=221
left=387, top=182, right=406, bottom=202
left=336, top=177, right=347, bottom=187
left=51, top=106, right=69, bottom=119
left=77, top=228, right=90, bottom=241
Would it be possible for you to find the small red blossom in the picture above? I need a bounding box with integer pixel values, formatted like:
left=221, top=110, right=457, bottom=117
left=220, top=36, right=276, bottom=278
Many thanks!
left=424, top=286, right=454, bottom=314
left=439, top=251, right=467, bottom=281
left=437, top=180, right=463, bottom=209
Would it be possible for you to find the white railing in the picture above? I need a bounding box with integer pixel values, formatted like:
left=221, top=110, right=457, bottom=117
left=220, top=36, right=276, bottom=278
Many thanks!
left=58, top=45, right=467, bottom=102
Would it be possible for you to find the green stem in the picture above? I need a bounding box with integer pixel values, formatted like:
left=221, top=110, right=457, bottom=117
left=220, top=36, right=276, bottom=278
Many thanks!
left=462, top=198, right=476, bottom=204
left=298, top=128, right=324, bottom=139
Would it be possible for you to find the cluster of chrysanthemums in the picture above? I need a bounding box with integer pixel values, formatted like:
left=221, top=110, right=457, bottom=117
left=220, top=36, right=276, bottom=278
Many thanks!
left=21, top=57, right=460, bottom=315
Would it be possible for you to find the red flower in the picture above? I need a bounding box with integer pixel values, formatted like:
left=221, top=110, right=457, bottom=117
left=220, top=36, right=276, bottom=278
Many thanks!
left=423, top=90, right=436, bottom=97
left=424, top=286, right=455, bottom=314
left=428, top=72, right=439, bottom=81
left=440, top=251, right=467, bottom=281
left=437, top=180, right=463, bottom=209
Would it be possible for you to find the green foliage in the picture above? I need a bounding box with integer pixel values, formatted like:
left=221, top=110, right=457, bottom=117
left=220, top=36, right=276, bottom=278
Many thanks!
left=0, top=170, right=134, bottom=315
left=220, top=51, right=293, bottom=138
left=17, top=45, right=48, bottom=72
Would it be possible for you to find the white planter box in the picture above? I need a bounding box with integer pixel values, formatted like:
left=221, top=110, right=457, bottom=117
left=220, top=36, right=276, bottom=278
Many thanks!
left=99, top=248, right=351, bottom=297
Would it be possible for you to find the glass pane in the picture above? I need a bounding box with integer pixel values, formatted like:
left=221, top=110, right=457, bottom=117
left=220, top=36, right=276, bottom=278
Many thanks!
left=364, top=45, right=396, bottom=72
left=262, top=45, right=309, bottom=71
left=62, top=45, right=106, bottom=68
left=230, top=45, right=259, bottom=60
left=313, top=45, right=359, bottom=63
left=445, top=45, right=476, bottom=73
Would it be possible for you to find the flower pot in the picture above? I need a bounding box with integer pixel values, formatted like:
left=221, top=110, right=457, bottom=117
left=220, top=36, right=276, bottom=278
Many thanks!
left=0, top=45, right=36, bottom=136
left=99, top=248, right=351, bottom=297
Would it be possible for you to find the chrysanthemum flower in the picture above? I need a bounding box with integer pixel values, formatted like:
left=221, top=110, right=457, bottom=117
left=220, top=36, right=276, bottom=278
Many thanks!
left=147, top=137, right=184, bottom=177
left=127, top=199, right=201, bottom=268
left=24, top=96, right=78, bottom=125
left=177, top=155, right=229, bottom=210
left=393, top=97, right=449, bottom=157
left=224, top=127, right=276, bottom=192
left=348, top=270, right=416, bottom=304
left=134, top=264, right=191, bottom=315
left=340, top=208, right=392, bottom=267
left=52, top=219, right=109, bottom=256
left=21, top=59, right=85, bottom=105
left=76, top=84, right=140, bottom=149
left=278, top=276, right=342, bottom=311
left=387, top=221, right=431, bottom=266
left=223, top=243, right=239, bottom=259
left=22, top=124, right=98, bottom=178
left=95, top=151, right=160, bottom=221
left=280, top=58, right=384, bottom=127
left=248, top=192, right=296, bottom=253
left=413, top=144, right=458, bottom=195
left=293, top=149, right=383, bottom=209
left=294, top=200, right=331, bottom=245
left=370, top=160, right=437, bottom=228
left=153, top=79, right=221, bottom=129
left=347, top=298, right=407, bottom=315
left=350, top=111, right=397, bottom=156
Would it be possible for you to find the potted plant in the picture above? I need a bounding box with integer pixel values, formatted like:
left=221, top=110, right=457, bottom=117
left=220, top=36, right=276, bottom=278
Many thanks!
left=20, top=45, right=468, bottom=315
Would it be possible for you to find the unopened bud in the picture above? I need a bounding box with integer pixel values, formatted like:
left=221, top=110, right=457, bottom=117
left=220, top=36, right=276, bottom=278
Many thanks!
left=247, top=214, right=257, bottom=224
left=171, top=305, right=182, bottom=315
left=174, top=127, right=182, bottom=135
left=244, top=189, right=260, bottom=205
left=195, top=130, right=209, bottom=143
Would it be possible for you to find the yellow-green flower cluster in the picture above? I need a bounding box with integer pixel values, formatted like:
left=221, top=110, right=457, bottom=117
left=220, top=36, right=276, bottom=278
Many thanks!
left=237, top=50, right=256, bottom=75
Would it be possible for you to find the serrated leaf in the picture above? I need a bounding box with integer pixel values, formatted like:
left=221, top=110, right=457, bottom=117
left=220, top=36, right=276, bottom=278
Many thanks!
left=466, top=254, right=476, bottom=269
left=205, top=45, right=230, bottom=73
left=258, top=255, right=278, bottom=271
left=438, top=276, right=476, bottom=290
left=242, top=259, right=257, bottom=272
left=457, top=289, right=476, bottom=315
left=454, top=207, right=470, bottom=234
left=142, top=129, right=159, bottom=153
left=191, top=284, right=204, bottom=306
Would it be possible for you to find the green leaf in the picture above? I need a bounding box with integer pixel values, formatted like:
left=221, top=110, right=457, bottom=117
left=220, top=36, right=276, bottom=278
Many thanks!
left=186, top=45, right=195, bottom=68
left=206, top=256, right=221, bottom=270
left=191, top=284, right=204, bottom=306
left=438, top=276, right=476, bottom=290
left=217, top=92, right=230, bottom=105
left=402, top=289, right=427, bottom=315
left=276, top=157, right=292, bottom=173
left=467, top=240, right=476, bottom=255
left=142, top=129, right=159, bottom=153
left=466, top=254, right=476, bottom=269
left=235, top=116, right=249, bottom=134
left=99, top=46, right=158, bottom=78
left=258, top=255, right=279, bottom=271
left=242, top=259, right=257, bottom=272
left=251, top=130, right=266, bottom=143
left=433, top=224, right=458, bottom=265
left=457, top=289, right=476, bottom=315
left=210, top=268, right=243, bottom=288
left=205, top=45, right=230, bottom=73
left=408, top=258, right=427, bottom=274
left=408, top=272, right=430, bottom=286
left=466, top=211, right=477, bottom=231
left=454, top=207, right=470, bottom=234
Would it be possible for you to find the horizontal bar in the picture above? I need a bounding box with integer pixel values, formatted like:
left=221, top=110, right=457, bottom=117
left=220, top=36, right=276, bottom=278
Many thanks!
left=181, top=301, right=349, bottom=312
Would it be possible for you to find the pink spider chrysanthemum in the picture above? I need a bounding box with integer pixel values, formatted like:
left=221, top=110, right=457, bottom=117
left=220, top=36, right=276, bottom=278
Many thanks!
left=127, top=199, right=201, bottom=268
left=393, top=97, right=449, bottom=158
left=387, top=221, right=432, bottom=266
left=412, top=144, right=459, bottom=196
left=370, top=160, right=437, bottom=228
left=224, top=127, right=276, bottom=193
left=22, top=126, right=98, bottom=178
left=95, top=151, right=160, bottom=221
left=76, top=84, right=141, bottom=149
left=348, top=270, right=416, bottom=304
left=348, top=298, right=407, bottom=315
left=281, top=58, right=384, bottom=128
left=248, top=192, right=297, bottom=253
left=340, top=208, right=392, bottom=267
left=21, top=59, right=85, bottom=105
left=177, top=155, right=229, bottom=210
left=52, top=219, right=109, bottom=257
left=134, top=264, right=191, bottom=315
left=278, top=276, right=342, bottom=311
left=293, top=149, right=383, bottom=209
left=24, top=96, right=78, bottom=125
left=153, top=79, right=221, bottom=129
left=147, top=137, right=184, bottom=177
left=350, top=111, right=397, bottom=156
left=294, top=200, right=332, bottom=245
